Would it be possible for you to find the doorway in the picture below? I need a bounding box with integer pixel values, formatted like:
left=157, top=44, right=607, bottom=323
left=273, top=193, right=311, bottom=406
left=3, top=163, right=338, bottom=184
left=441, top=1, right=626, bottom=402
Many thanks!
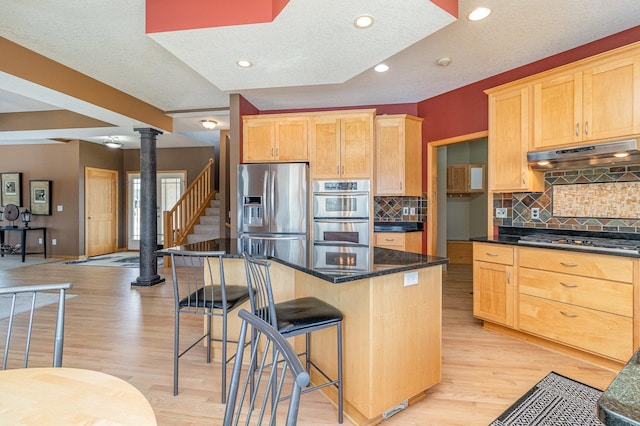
left=427, top=131, right=489, bottom=259
left=85, top=167, right=118, bottom=257
left=126, top=171, right=186, bottom=250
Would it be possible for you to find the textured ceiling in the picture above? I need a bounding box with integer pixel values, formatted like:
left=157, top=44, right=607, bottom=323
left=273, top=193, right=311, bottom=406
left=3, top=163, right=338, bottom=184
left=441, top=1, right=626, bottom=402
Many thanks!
left=0, top=0, right=639, bottom=149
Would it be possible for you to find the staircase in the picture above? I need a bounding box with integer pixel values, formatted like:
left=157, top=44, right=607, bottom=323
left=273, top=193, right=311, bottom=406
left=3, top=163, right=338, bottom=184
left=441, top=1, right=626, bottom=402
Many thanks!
left=187, top=197, right=222, bottom=243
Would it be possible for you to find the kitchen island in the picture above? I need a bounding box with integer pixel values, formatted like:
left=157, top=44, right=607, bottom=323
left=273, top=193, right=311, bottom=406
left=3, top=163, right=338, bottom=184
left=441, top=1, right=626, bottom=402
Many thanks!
left=162, top=238, right=448, bottom=425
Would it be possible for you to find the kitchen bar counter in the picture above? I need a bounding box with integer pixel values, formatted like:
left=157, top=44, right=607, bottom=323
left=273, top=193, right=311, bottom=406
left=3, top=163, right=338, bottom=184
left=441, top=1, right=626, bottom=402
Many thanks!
left=598, top=348, right=640, bottom=425
left=162, top=238, right=447, bottom=425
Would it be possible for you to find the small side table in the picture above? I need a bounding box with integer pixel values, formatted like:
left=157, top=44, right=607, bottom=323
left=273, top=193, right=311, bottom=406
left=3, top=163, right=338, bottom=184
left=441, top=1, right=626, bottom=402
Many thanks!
left=0, top=226, right=47, bottom=262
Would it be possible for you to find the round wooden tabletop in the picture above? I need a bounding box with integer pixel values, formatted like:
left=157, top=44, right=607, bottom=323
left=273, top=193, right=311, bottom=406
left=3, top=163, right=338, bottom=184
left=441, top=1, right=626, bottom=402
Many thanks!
left=0, top=367, right=157, bottom=425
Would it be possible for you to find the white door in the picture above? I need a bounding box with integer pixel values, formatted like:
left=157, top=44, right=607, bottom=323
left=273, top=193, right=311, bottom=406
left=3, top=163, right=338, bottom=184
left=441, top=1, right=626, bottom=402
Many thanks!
left=127, top=172, right=185, bottom=250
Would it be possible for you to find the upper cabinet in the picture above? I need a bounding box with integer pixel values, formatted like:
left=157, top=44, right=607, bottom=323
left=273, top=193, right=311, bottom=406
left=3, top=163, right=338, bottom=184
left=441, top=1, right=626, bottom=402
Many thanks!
left=243, top=115, right=308, bottom=163
left=487, top=85, right=544, bottom=192
left=309, top=110, right=374, bottom=180
left=374, top=114, right=423, bottom=196
left=447, top=164, right=485, bottom=195
left=532, top=46, right=640, bottom=149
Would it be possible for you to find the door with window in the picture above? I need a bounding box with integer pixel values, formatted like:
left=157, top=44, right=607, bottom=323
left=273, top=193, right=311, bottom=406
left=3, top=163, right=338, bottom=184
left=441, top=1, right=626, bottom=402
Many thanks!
left=127, top=171, right=185, bottom=250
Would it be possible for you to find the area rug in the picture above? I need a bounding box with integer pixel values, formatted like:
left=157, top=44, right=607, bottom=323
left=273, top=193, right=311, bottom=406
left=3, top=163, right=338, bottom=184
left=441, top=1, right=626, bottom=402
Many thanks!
left=490, top=372, right=603, bottom=425
left=0, top=256, right=60, bottom=271
left=0, top=293, right=76, bottom=320
left=64, top=252, right=163, bottom=268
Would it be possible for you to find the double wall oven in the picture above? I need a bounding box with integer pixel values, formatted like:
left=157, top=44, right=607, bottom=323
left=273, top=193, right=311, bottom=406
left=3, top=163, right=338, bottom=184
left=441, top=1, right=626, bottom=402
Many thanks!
left=311, top=180, right=371, bottom=273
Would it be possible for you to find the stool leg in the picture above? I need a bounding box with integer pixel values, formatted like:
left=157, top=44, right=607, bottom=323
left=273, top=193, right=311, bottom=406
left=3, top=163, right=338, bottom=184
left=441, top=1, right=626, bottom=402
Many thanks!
left=221, top=310, right=227, bottom=404
left=305, top=332, right=311, bottom=374
left=206, top=311, right=212, bottom=364
left=174, top=311, right=180, bottom=396
left=337, top=321, right=343, bottom=424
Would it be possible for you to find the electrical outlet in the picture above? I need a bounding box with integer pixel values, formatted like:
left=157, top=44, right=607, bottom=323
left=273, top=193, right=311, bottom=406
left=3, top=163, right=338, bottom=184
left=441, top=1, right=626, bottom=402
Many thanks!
left=496, top=208, right=507, bottom=218
left=57, top=205, right=63, bottom=212
left=404, top=271, right=418, bottom=286
left=38, top=238, right=43, bottom=245
left=402, top=207, right=409, bottom=215
left=51, top=239, right=57, bottom=246
left=531, top=208, right=540, bottom=220
left=409, top=207, right=416, bottom=215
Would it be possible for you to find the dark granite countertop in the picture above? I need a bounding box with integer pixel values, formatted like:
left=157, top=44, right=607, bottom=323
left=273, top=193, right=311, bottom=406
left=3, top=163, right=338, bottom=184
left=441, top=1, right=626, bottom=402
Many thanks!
left=160, top=238, right=448, bottom=284
left=598, top=349, right=640, bottom=425
left=470, top=227, right=640, bottom=259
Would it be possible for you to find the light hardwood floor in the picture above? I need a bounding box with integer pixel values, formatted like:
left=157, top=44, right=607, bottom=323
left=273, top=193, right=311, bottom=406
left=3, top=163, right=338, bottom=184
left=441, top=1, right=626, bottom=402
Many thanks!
left=0, top=259, right=618, bottom=425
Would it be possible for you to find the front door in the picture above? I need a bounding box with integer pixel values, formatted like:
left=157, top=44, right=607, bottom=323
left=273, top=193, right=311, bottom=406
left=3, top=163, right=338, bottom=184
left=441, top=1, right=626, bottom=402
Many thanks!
left=85, top=167, right=118, bottom=257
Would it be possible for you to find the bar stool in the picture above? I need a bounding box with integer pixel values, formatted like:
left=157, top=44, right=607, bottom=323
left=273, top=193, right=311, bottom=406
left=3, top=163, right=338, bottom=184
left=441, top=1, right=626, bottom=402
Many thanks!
left=242, top=252, right=344, bottom=424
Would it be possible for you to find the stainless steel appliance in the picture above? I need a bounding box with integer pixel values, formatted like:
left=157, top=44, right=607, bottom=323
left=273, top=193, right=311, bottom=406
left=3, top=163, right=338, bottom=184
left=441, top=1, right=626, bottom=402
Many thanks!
left=527, top=138, right=640, bottom=170
left=312, top=179, right=370, bottom=245
left=312, top=243, right=370, bottom=274
left=238, top=163, right=308, bottom=240
left=518, top=233, right=640, bottom=254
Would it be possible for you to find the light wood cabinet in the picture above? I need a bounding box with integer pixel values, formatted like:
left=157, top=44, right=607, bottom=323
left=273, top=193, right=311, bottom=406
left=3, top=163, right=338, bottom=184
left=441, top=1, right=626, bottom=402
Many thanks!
left=472, top=243, right=515, bottom=327
left=486, top=85, right=544, bottom=192
left=532, top=52, right=640, bottom=149
left=309, top=110, right=374, bottom=180
left=447, top=164, right=485, bottom=195
left=374, top=232, right=422, bottom=254
left=518, top=247, right=635, bottom=362
left=243, top=115, right=308, bottom=163
left=374, top=115, right=423, bottom=196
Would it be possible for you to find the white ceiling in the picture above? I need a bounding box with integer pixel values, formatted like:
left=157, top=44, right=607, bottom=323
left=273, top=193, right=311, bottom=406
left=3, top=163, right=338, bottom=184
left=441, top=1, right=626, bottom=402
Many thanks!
left=0, top=0, right=639, bottom=149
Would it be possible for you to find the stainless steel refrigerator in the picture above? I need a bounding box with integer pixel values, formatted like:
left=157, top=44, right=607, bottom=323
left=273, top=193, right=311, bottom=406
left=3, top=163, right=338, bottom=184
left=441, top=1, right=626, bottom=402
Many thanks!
left=237, top=163, right=308, bottom=261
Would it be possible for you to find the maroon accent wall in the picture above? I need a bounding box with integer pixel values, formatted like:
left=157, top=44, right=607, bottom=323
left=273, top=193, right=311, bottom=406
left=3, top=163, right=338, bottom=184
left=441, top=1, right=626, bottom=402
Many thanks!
left=431, top=0, right=458, bottom=18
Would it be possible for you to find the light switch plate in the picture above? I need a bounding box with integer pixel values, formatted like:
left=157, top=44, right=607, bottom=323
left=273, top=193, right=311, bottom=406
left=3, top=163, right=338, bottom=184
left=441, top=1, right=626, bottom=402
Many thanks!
left=496, top=208, right=507, bottom=218
left=402, top=207, right=409, bottom=215
left=404, top=271, right=418, bottom=286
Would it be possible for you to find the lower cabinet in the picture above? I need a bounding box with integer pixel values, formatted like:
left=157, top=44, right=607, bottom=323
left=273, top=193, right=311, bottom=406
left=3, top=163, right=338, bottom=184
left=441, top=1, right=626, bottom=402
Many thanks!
left=374, top=232, right=422, bottom=254
left=472, top=243, right=515, bottom=327
left=473, top=243, right=637, bottom=363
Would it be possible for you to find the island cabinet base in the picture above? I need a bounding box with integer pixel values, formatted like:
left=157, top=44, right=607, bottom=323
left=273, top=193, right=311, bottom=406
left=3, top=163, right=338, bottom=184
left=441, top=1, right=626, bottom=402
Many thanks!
left=294, top=265, right=443, bottom=425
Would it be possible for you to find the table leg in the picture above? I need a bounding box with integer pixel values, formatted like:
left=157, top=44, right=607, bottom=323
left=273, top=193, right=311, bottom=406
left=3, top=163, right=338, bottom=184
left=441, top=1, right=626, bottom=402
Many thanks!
left=20, top=229, right=26, bottom=262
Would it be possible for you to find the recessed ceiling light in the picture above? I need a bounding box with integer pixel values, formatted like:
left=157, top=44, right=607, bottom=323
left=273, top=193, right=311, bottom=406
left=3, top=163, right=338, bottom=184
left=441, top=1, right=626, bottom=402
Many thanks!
left=468, top=7, right=491, bottom=21
left=236, top=60, right=252, bottom=68
left=354, top=15, right=374, bottom=29
left=103, top=137, right=123, bottom=149
left=436, top=57, right=452, bottom=67
left=374, top=63, right=389, bottom=73
left=201, top=120, right=217, bottom=130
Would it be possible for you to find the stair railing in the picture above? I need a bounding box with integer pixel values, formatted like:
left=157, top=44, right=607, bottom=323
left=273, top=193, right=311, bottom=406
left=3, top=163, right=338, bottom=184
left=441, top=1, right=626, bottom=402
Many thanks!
left=163, top=158, right=216, bottom=252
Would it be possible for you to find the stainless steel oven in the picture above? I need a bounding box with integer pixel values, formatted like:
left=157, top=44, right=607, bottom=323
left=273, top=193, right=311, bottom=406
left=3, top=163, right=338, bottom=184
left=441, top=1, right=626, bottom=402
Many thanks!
left=313, top=219, right=370, bottom=245
left=312, top=243, right=370, bottom=273
left=312, top=180, right=370, bottom=245
left=312, top=180, right=370, bottom=219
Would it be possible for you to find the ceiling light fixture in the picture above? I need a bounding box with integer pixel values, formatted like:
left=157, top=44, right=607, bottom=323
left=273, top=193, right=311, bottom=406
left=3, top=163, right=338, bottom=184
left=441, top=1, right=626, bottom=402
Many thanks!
left=354, top=15, right=374, bottom=29
left=613, top=152, right=630, bottom=158
left=236, top=59, right=253, bottom=68
left=374, top=63, right=389, bottom=73
left=468, top=7, right=491, bottom=21
left=201, top=119, right=217, bottom=130
left=436, top=57, right=452, bottom=67
left=103, top=137, right=123, bottom=149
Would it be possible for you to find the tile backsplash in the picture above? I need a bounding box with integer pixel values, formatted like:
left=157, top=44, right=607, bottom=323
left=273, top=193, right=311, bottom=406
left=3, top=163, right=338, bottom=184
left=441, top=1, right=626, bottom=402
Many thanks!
left=493, top=164, right=640, bottom=234
left=374, top=195, right=427, bottom=222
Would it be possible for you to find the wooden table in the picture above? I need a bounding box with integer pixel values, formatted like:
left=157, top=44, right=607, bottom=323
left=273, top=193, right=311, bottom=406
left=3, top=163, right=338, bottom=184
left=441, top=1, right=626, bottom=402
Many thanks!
left=0, top=367, right=157, bottom=425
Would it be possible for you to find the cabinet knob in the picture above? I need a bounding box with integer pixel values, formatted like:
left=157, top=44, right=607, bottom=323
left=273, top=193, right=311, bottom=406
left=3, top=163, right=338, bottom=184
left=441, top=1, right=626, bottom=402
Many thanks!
left=560, top=262, right=579, bottom=267
left=560, top=282, right=578, bottom=288
left=560, top=311, right=579, bottom=318
left=584, top=121, right=589, bottom=135
left=575, top=123, right=580, bottom=137
left=486, top=253, right=499, bottom=257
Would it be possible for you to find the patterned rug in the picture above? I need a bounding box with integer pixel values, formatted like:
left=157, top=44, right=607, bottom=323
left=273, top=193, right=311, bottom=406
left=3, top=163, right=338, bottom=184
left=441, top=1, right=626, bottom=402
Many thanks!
left=64, top=252, right=163, bottom=268
left=490, top=372, right=603, bottom=425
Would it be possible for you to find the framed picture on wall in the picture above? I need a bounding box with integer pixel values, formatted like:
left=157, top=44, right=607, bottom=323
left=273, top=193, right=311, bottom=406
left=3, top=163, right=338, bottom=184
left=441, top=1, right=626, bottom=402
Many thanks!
left=1, top=172, right=23, bottom=206
left=30, top=180, right=52, bottom=215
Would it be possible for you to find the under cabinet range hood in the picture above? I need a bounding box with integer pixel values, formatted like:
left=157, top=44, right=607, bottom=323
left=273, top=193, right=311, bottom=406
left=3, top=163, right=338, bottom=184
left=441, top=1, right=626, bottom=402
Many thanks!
left=527, top=139, right=640, bottom=170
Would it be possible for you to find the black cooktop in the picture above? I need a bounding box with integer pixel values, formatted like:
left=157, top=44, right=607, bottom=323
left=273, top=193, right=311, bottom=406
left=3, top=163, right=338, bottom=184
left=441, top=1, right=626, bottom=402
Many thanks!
left=518, top=233, right=640, bottom=254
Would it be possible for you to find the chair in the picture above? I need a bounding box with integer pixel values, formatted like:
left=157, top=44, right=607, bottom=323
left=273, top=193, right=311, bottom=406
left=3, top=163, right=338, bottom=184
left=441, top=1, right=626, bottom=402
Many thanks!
left=242, top=252, right=344, bottom=424
left=224, top=309, right=310, bottom=426
left=0, top=282, right=72, bottom=369
left=169, top=250, right=251, bottom=402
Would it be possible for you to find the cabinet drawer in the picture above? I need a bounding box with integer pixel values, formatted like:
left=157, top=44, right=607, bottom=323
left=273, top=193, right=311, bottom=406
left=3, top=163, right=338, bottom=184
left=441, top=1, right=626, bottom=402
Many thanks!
left=519, top=294, right=633, bottom=362
left=519, top=268, right=633, bottom=317
left=519, top=247, right=633, bottom=282
left=375, top=233, right=405, bottom=247
left=473, top=243, right=514, bottom=265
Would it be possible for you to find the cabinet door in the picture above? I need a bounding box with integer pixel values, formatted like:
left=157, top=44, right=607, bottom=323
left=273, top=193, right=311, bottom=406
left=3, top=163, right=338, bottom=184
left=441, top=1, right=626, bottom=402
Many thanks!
left=532, top=72, right=582, bottom=148
left=488, top=87, right=542, bottom=192
left=275, top=118, right=308, bottom=161
left=446, top=165, right=468, bottom=193
left=473, top=260, right=514, bottom=327
left=243, top=119, right=275, bottom=162
left=375, top=117, right=404, bottom=194
left=340, top=115, right=372, bottom=179
left=309, top=116, right=341, bottom=179
left=583, top=55, right=640, bottom=141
